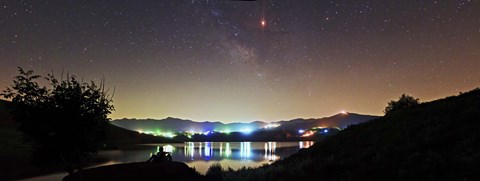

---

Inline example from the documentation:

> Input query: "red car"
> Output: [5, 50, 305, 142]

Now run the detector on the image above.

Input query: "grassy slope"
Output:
[224, 88, 480, 180]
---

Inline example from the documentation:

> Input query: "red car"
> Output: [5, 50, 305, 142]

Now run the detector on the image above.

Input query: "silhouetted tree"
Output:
[384, 94, 419, 114]
[1, 67, 114, 175]
[206, 162, 224, 181]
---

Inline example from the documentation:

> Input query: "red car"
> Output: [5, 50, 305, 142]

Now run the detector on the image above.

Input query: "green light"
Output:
[223, 129, 231, 134]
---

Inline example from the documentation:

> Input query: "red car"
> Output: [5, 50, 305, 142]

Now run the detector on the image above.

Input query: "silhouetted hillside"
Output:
[275, 112, 378, 130]
[221, 88, 480, 180]
[0, 99, 177, 180]
[112, 113, 378, 133]
[104, 122, 179, 149]
[0, 99, 177, 148]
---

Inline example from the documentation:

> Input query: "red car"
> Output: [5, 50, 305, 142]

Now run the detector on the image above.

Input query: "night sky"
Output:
[1, 0, 479, 122]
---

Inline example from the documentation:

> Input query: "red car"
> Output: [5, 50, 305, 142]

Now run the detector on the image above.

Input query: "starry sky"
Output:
[1, 0, 479, 123]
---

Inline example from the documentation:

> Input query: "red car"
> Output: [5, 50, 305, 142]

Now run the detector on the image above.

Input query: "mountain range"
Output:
[220, 88, 480, 180]
[0, 99, 177, 149]
[112, 113, 379, 133]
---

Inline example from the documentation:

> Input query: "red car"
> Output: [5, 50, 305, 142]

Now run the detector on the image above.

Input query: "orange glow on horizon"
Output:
[301, 131, 314, 137]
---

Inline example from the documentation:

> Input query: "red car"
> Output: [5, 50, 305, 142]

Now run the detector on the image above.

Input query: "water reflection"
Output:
[299, 141, 313, 149]
[225, 142, 231, 157]
[151, 141, 314, 163]
[264, 142, 278, 161]
[101, 141, 314, 174]
[240, 142, 251, 159]
[25, 141, 316, 180]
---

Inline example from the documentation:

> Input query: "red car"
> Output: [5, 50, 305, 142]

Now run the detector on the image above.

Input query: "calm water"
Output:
[21, 141, 314, 180]
[97, 141, 314, 174]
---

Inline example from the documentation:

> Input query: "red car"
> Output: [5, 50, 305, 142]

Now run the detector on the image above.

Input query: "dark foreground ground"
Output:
[0, 99, 181, 180]
[63, 161, 205, 181]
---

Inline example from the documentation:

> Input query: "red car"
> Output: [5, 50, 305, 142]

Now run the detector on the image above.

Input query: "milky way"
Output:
[1, 0, 479, 122]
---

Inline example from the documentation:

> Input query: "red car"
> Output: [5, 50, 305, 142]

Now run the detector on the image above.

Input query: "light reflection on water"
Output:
[97, 141, 314, 174]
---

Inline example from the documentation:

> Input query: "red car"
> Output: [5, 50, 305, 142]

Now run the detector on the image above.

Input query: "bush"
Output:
[384, 94, 419, 115]
[206, 162, 224, 181]
[1, 67, 114, 175]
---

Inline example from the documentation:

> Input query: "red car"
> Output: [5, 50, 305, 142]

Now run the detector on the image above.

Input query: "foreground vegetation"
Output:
[0, 98, 180, 180]
[0, 100, 178, 180]
[1, 68, 116, 175]
[208, 88, 480, 180]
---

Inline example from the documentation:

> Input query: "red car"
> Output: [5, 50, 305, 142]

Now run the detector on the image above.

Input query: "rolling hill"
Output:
[274, 112, 378, 130]
[0, 99, 177, 148]
[221, 88, 480, 180]
[112, 113, 379, 133]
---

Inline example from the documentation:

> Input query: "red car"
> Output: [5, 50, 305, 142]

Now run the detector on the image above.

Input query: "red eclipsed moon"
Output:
[261, 19, 266, 27]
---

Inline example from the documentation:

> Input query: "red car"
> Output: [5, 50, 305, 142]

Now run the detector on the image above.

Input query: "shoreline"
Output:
[63, 161, 204, 181]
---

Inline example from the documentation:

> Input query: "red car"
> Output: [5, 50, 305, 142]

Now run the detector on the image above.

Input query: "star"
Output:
[0, 0, 478, 122]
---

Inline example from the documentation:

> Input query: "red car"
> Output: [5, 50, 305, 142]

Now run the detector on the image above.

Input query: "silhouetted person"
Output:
[147, 147, 172, 162]
[165, 152, 172, 161]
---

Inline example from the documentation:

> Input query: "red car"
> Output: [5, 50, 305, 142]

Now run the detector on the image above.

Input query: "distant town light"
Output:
[241, 128, 253, 134]
[298, 129, 305, 133]
[340, 110, 348, 115]
[302, 131, 314, 137]
[221, 129, 231, 134]
[264, 123, 281, 129]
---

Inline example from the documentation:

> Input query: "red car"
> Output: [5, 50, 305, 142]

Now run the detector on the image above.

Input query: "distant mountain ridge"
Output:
[112, 113, 379, 133]
[221, 88, 480, 180]
[0, 99, 177, 148]
[275, 113, 379, 130]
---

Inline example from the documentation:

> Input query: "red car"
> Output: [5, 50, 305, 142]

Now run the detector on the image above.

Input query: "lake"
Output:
[97, 141, 314, 174]
[21, 141, 314, 181]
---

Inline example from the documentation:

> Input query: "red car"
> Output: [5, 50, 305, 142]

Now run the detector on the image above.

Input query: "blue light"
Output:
[203, 131, 212, 135]
[240, 128, 253, 134]
[204, 142, 212, 158]
[324, 129, 328, 133]
[298, 129, 305, 133]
